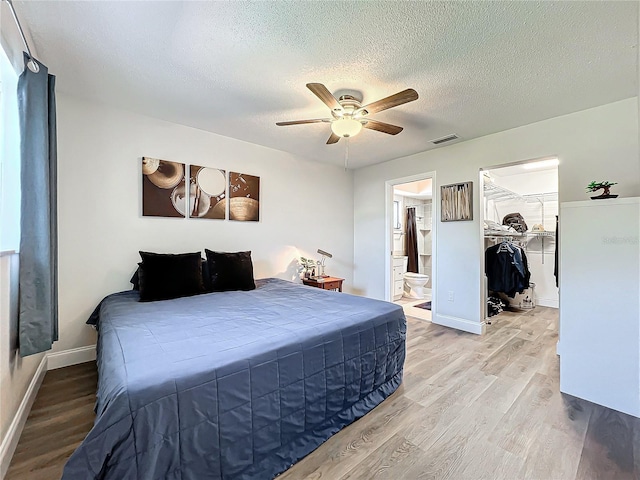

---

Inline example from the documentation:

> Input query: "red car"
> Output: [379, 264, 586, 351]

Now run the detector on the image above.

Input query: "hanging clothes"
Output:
[405, 207, 419, 273]
[485, 241, 531, 297]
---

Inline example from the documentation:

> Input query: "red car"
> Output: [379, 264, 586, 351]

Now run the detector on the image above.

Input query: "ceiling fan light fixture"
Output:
[331, 118, 363, 138]
[276, 83, 418, 144]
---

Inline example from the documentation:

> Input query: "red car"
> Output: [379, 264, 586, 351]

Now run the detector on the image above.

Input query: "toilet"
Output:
[404, 272, 430, 299]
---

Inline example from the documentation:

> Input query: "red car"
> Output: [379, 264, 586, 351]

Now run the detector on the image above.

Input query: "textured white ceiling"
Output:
[16, 1, 639, 169]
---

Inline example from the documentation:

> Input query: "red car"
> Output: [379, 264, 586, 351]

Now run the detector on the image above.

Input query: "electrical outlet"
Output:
[448, 291, 454, 302]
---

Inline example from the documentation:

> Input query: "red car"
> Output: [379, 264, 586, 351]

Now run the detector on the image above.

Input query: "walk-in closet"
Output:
[482, 158, 559, 320]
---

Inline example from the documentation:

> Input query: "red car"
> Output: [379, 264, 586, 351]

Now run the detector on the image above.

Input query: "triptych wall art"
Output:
[142, 157, 260, 222]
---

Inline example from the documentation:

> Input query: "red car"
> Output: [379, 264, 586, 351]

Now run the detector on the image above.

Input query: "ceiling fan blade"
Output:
[276, 119, 331, 126]
[307, 83, 343, 112]
[363, 119, 403, 135]
[326, 132, 341, 144]
[357, 88, 418, 116]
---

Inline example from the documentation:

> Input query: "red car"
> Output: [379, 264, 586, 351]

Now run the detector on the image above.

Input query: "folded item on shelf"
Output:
[502, 212, 528, 233]
[484, 220, 512, 232]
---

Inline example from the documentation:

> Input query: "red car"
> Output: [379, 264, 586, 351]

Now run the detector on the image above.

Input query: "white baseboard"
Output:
[47, 345, 96, 370]
[433, 313, 485, 335]
[0, 354, 47, 479]
[537, 297, 559, 308]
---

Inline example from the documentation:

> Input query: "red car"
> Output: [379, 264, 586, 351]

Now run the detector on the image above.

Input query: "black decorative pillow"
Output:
[130, 263, 142, 290]
[138, 251, 204, 302]
[131, 259, 210, 291]
[204, 249, 256, 292]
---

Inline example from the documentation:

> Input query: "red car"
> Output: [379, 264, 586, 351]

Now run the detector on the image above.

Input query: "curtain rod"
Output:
[2, 0, 39, 72]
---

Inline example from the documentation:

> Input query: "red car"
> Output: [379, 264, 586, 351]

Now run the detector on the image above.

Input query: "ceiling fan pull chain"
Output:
[345, 137, 349, 171]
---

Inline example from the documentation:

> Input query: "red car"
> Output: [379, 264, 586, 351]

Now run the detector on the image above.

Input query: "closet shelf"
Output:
[527, 231, 555, 237]
[483, 183, 558, 204]
[484, 231, 525, 238]
[484, 183, 525, 202]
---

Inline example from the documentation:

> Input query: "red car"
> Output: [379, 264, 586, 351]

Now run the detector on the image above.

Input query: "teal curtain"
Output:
[17, 55, 58, 357]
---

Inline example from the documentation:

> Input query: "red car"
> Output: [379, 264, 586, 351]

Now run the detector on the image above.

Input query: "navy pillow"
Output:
[204, 249, 256, 292]
[138, 251, 204, 302]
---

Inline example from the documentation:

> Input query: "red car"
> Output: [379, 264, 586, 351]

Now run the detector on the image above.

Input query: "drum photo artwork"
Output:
[229, 172, 260, 222]
[189, 166, 226, 219]
[142, 157, 186, 217]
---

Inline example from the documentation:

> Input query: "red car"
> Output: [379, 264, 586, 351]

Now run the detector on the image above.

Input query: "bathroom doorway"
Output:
[386, 172, 436, 322]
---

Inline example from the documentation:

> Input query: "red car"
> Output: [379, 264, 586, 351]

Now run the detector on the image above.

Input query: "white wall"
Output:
[54, 94, 354, 353]
[354, 98, 639, 334]
[0, 254, 45, 475]
[0, 7, 47, 474]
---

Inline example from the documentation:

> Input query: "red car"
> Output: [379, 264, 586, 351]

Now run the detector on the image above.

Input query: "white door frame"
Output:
[384, 171, 437, 310]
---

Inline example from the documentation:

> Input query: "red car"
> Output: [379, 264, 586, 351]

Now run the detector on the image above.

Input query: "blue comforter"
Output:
[62, 278, 406, 479]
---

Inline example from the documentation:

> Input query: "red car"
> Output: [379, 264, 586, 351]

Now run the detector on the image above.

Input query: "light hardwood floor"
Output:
[7, 307, 640, 479]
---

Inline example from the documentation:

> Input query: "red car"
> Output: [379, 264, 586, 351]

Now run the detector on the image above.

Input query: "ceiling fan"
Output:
[276, 83, 419, 144]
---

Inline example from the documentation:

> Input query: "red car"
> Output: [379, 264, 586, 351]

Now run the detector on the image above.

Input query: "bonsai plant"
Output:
[299, 257, 316, 278]
[586, 181, 618, 200]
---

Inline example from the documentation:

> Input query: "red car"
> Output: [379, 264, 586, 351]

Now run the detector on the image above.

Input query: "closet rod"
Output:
[2, 0, 39, 72]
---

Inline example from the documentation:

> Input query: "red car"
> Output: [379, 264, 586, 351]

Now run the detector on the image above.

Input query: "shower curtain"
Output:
[405, 207, 419, 273]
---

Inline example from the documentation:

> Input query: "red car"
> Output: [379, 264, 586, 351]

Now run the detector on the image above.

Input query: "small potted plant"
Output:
[586, 181, 618, 200]
[299, 257, 316, 279]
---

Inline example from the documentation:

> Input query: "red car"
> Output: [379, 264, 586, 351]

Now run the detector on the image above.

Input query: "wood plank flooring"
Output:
[7, 307, 640, 479]
[6, 361, 96, 480]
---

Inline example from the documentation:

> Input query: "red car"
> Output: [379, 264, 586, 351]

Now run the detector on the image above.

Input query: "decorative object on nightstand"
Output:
[586, 181, 618, 200]
[299, 257, 316, 279]
[303, 276, 344, 292]
[316, 249, 332, 277]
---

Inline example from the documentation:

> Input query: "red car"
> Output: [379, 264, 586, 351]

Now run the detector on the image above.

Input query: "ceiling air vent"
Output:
[431, 134, 459, 145]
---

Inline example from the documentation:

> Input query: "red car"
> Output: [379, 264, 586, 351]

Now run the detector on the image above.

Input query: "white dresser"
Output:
[392, 256, 408, 301]
[560, 197, 640, 417]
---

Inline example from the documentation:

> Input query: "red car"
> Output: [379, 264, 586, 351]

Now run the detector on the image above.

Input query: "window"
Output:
[0, 45, 21, 252]
[393, 200, 401, 230]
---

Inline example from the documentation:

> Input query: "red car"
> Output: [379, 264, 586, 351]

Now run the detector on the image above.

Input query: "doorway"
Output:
[386, 172, 436, 322]
[480, 156, 559, 323]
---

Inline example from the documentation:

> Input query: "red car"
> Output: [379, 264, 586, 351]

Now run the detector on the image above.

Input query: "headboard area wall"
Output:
[55, 93, 354, 354]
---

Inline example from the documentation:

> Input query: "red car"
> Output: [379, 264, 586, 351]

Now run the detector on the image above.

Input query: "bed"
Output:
[62, 278, 406, 480]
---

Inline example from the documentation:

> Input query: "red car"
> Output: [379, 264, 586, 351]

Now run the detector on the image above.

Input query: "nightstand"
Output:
[303, 276, 344, 292]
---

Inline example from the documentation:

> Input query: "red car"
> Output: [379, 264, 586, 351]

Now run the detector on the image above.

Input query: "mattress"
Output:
[62, 278, 406, 479]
